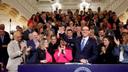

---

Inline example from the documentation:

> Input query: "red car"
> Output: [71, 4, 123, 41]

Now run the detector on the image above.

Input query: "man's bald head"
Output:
[32, 31, 39, 40]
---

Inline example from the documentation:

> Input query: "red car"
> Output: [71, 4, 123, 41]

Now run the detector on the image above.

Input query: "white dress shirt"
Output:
[119, 47, 124, 62]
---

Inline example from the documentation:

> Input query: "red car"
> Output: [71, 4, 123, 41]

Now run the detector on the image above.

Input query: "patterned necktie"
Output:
[81, 39, 85, 51]
[1, 36, 4, 43]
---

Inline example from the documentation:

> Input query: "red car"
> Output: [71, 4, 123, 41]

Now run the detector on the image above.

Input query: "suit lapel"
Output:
[14, 40, 21, 51]
[0, 36, 4, 44]
[0, 38, 2, 44]
[32, 40, 36, 48]
[78, 37, 82, 52]
[82, 37, 90, 50]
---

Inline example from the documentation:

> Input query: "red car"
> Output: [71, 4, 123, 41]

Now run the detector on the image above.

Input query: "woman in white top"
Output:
[6, 31, 30, 72]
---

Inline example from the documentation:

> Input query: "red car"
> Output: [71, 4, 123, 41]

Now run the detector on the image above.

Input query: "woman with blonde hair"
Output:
[36, 38, 52, 63]
[6, 31, 30, 72]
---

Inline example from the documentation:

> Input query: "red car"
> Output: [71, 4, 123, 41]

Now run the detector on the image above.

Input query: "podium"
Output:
[18, 64, 128, 72]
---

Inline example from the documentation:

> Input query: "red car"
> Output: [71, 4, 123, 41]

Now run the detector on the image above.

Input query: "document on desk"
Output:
[65, 63, 91, 65]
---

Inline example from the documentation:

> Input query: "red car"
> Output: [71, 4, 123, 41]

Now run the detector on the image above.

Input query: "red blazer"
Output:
[54, 48, 73, 63]
[46, 51, 52, 63]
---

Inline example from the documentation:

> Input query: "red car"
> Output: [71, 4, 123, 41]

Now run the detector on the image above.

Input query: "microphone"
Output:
[10, 19, 12, 22]
[62, 49, 64, 54]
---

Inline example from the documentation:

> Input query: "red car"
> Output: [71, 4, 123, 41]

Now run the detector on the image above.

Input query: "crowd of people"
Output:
[0, 7, 128, 72]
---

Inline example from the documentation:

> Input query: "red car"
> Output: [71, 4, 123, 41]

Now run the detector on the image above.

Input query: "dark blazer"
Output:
[75, 37, 98, 63]
[48, 42, 59, 63]
[48, 43, 59, 55]
[97, 43, 118, 64]
[23, 29, 34, 40]
[59, 33, 76, 49]
[59, 33, 77, 56]
[0, 31, 10, 46]
[36, 48, 52, 64]
[26, 40, 37, 64]
[36, 48, 46, 63]
[27, 40, 36, 52]
[0, 31, 10, 65]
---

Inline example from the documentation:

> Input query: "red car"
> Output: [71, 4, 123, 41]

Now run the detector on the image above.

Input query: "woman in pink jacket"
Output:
[54, 39, 73, 63]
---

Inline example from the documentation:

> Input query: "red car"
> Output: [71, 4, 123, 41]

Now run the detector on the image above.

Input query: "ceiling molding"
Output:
[0, 3, 10, 10]
[0, 2, 27, 26]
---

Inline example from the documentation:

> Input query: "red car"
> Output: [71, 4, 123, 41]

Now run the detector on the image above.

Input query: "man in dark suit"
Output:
[0, 24, 11, 66]
[59, 29, 76, 61]
[75, 26, 98, 64]
[26, 31, 39, 64]
[39, 12, 47, 24]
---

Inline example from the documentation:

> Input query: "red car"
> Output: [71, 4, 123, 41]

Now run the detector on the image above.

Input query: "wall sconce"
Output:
[52, 2, 61, 11]
[80, 1, 90, 11]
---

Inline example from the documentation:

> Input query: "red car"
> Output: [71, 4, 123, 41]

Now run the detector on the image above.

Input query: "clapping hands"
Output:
[114, 37, 120, 46]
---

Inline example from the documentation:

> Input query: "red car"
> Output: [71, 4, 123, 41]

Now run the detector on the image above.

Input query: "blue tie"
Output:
[81, 39, 85, 51]
[1, 36, 4, 43]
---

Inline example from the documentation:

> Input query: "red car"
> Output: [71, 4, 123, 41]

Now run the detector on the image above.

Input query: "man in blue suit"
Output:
[75, 26, 98, 64]
[26, 31, 39, 64]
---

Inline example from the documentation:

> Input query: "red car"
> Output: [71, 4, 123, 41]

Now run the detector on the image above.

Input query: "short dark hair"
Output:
[67, 29, 73, 32]
[51, 35, 57, 39]
[103, 35, 115, 44]
[99, 28, 105, 32]
[0, 24, 5, 30]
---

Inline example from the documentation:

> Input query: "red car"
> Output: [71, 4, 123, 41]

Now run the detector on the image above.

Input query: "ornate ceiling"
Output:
[0, 2, 27, 32]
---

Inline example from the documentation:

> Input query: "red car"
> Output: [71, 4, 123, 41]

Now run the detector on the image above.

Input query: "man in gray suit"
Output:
[6, 31, 30, 72]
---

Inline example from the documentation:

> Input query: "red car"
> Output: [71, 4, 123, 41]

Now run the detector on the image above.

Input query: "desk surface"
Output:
[18, 64, 128, 72]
